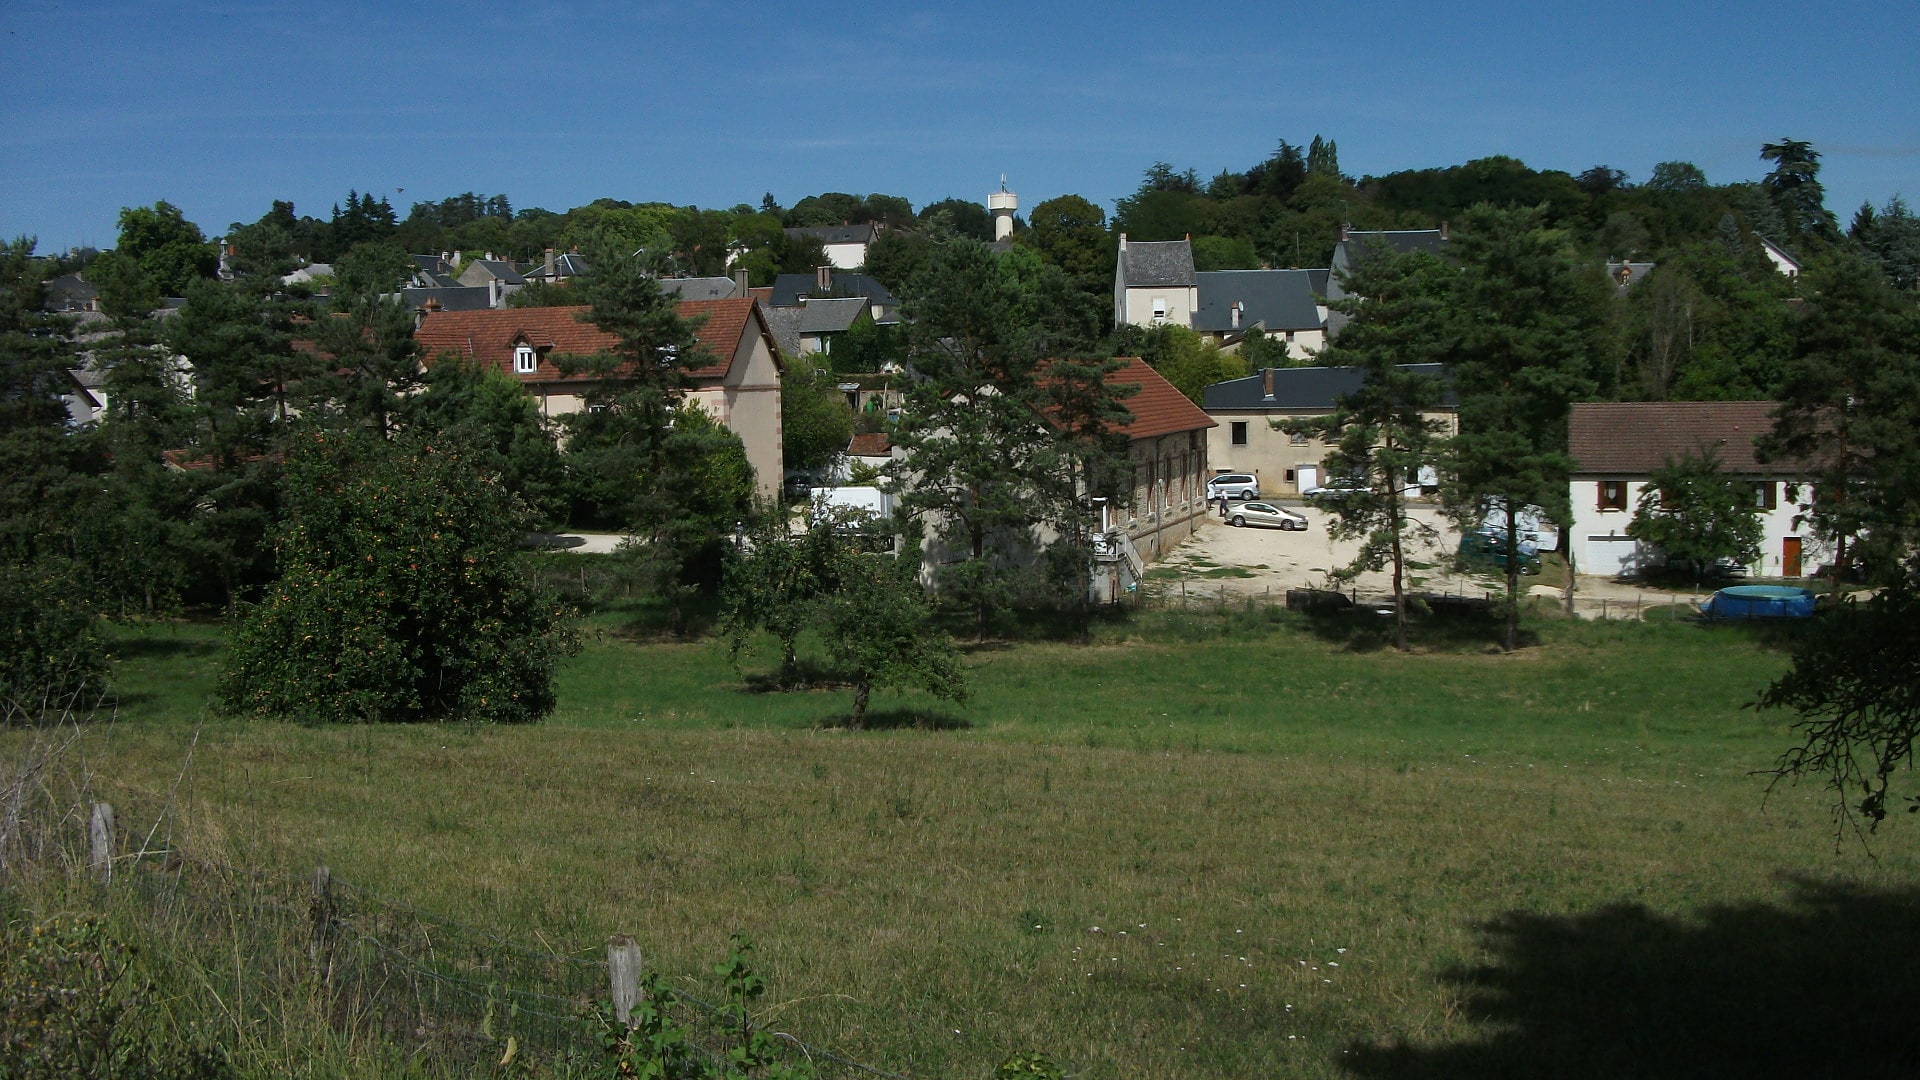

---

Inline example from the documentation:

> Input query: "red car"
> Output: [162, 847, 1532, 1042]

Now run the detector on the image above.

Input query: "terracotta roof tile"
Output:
[414, 297, 763, 383]
[847, 433, 891, 457]
[1568, 401, 1786, 475]
[1103, 357, 1216, 440]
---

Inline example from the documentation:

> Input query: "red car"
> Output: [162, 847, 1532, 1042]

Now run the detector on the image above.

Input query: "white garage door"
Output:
[1584, 535, 1641, 576]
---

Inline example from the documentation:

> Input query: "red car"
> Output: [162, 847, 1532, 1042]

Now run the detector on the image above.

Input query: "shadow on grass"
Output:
[738, 659, 844, 694]
[1343, 876, 1920, 1079]
[1297, 600, 1535, 654]
[821, 708, 971, 732]
[109, 633, 221, 661]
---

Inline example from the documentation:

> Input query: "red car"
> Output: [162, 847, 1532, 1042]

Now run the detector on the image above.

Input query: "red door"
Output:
[1783, 536, 1803, 577]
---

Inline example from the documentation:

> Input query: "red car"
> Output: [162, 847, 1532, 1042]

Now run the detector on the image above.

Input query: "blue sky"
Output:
[3, 1, 1914, 252]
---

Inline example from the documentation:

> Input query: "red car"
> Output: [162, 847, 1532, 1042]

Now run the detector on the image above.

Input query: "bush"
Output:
[219, 428, 578, 724]
[0, 557, 109, 721]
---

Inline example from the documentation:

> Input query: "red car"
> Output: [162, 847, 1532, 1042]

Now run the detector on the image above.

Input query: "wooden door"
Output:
[1783, 536, 1803, 577]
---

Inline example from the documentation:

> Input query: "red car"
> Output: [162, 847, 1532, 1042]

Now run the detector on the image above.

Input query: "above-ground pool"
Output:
[1701, 584, 1817, 619]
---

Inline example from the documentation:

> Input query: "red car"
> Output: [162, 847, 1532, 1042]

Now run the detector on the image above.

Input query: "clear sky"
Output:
[3, 1, 1915, 252]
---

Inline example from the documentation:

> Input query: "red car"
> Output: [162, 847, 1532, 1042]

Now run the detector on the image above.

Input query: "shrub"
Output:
[219, 428, 578, 724]
[0, 557, 109, 721]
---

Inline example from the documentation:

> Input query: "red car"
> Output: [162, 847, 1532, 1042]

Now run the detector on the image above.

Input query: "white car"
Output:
[1205, 473, 1261, 501]
[1302, 479, 1367, 504]
[1228, 501, 1308, 531]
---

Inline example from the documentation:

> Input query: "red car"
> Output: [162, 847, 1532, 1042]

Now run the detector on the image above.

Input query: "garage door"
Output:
[1584, 535, 1641, 576]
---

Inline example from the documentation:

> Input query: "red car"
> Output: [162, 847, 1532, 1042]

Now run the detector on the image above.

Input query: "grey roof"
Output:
[1332, 230, 1451, 269]
[527, 253, 590, 281]
[769, 272, 895, 309]
[1192, 270, 1325, 333]
[1605, 261, 1657, 295]
[794, 297, 868, 335]
[785, 223, 880, 246]
[658, 276, 742, 301]
[458, 259, 526, 287]
[44, 273, 98, 311]
[1307, 268, 1330, 296]
[399, 286, 497, 312]
[1118, 238, 1196, 288]
[761, 306, 804, 357]
[1202, 364, 1453, 412]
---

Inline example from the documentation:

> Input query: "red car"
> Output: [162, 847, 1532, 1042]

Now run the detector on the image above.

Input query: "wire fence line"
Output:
[0, 742, 902, 1078]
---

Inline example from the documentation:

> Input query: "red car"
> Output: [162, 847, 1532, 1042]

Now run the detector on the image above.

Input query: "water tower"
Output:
[989, 176, 1017, 242]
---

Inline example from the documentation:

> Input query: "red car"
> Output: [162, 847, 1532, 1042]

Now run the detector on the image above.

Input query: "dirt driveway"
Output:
[1149, 503, 1709, 619]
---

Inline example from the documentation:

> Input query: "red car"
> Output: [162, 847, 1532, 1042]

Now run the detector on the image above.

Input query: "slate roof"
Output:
[399, 286, 495, 312]
[1102, 357, 1215, 440]
[1568, 401, 1785, 475]
[1605, 261, 1657, 295]
[44, 273, 98, 311]
[768, 272, 896, 309]
[760, 306, 804, 357]
[1192, 270, 1325, 333]
[1117, 238, 1196, 288]
[1202, 364, 1452, 412]
[785, 224, 880, 246]
[794, 297, 868, 335]
[1333, 229, 1450, 268]
[525, 254, 591, 281]
[658, 276, 742, 301]
[458, 259, 526, 287]
[414, 298, 765, 382]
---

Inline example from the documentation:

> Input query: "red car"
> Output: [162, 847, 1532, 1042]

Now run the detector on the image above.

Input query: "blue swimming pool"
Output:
[1701, 585, 1817, 619]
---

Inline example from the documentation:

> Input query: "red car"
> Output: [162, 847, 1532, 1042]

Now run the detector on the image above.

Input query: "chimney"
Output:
[440, 250, 450, 265]
[1231, 301, 1242, 330]
[544, 248, 556, 276]
[816, 265, 832, 291]
[488, 276, 501, 308]
[1439, 221, 1449, 241]
[1262, 368, 1274, 399]
[1338, 224, 1350, 242]
[733, 268, 750, 297]
[1118, 232, 1128, 252]
[452, 250, 461, 266]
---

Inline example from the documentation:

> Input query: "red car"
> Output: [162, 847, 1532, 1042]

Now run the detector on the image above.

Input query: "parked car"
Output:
[1458, 528, 1541, 574]
[1205, 473, 1260, 501]
[1228, 501, 1309, 531]
[1302, 479, 1366, 504]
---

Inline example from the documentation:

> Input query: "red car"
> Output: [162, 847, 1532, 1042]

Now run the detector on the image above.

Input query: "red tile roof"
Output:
[1568, 401, 1785, 475]
[1103, 357, 1216, 440]
[847, 433, 891, 457]
[414, 298, 763, 382]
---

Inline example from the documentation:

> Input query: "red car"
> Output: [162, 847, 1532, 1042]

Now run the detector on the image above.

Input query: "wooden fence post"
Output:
[608, 935, 644, 1027]
[309, 864, 333, 961]
[89, 802, 114, 883]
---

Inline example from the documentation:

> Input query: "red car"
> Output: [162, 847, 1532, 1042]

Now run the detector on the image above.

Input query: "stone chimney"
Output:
[815, 265, 832, 291]
[488, 276, 501, 308]
[543, 248, 556, 276]
[1338, 224, 1350, 242]
[1262, 368, 1274, 399]
[733, 268, 751, 297]
[1439, 221, 1449, 241]
[1231, 301, 1242, 330]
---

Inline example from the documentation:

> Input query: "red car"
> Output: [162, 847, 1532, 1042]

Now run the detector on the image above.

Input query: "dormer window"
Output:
[514, 345, 537, 374]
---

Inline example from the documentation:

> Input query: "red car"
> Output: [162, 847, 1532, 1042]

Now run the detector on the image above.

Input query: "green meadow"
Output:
[16, 602, 1920, 1078]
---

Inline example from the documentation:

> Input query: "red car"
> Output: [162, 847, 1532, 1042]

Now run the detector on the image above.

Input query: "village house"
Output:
[783, 223, 883, 270]
[1325, 226, 1450, 338]
[1201, 364, 1455, 496]
[413, 298, 785, 500]
[1093, 357, 1217, 599]
[1568, 400, 1811, 578]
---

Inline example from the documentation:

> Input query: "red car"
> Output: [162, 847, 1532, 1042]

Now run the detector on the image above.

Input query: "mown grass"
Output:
[23, 607, 1920, 1078]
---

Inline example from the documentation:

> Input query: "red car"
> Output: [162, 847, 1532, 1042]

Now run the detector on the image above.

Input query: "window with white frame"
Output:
[1151, 298, 1168, 326]
[514, 345, 537, 374]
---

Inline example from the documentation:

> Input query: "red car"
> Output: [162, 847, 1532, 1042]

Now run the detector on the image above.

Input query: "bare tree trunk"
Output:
[851, 679, 870, 730]
[1386, 463, 1409, 653]
[1503, 503, 1521, 651]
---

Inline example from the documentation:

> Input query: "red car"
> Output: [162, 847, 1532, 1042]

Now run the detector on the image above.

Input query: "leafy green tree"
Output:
[820, 536, 966, 729]
[1760, 254, 1920, 585]
[112, 201, 216, 295]
[1440, 205, 1612, 650]
[0, 238, 88, 561]
[1306, 135, 1340, 178]
[1288, 248, 1453, 650]
[918, 197, 994, 241]
[1853, 195, 1920, 292]
[780, 353, 855, 476]
[1190, 235, 1259, 270]
[1760, 138, 1837, 240]
[1019, 195, 1113, 286]
[1645, 161, 1708, 193]
[1625, 448, 1765, 582]
[219, 427, 578, 724]
[1759, 571, 1920, 832]
[311, 290, 421, 439]
[1131, 325, 1247, 404]
[331, 241, 414, 295]
[410, 358, 566, 525]
[1035, 354, 1136, 637]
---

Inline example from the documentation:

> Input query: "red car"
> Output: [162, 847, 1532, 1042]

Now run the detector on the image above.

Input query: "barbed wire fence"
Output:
[0, 716, 905, 1078]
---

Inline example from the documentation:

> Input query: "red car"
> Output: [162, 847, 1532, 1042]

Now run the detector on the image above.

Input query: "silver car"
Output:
[1228, 501, 1308, 531]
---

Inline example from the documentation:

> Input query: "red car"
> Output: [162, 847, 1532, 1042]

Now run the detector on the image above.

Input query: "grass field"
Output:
[19, 603, 1920, 1078]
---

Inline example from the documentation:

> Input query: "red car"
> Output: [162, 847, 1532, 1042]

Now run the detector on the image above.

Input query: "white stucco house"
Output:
[1568, 401, 1813, 579]
[1112, 235, 1198, 330]
[783, 224, 882, 270]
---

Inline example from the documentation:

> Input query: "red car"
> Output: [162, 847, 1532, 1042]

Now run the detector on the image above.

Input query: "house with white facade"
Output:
[1113, 235, 1199, 330]
[414, 298, 786, 500]
[783, 224, 883, 270]
[1568, 401, 1811, 579]
[1201, 364, 1455, 497]
[1191, 269, 1327, 361]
